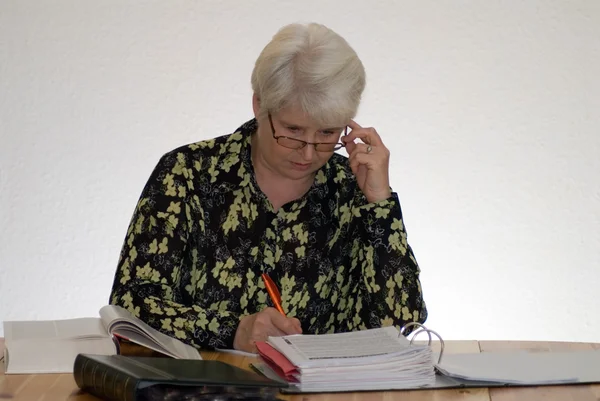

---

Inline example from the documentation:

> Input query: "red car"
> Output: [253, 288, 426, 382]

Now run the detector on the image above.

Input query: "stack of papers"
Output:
[255, 326, 435, 392]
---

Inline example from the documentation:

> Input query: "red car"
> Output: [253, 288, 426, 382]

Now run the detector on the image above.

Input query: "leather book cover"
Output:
[73, 354, 288, 401]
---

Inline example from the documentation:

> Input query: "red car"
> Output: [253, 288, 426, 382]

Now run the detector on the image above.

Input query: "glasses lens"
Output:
[276, 136, 343, 152]
[315, 143, 342, 152]
[277, 137, 306, 149]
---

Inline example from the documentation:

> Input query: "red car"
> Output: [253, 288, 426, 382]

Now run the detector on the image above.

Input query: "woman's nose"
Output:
[299, 143, 316, 160]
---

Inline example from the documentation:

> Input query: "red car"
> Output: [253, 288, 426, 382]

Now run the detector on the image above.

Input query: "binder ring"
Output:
[400, 322, 445, 364]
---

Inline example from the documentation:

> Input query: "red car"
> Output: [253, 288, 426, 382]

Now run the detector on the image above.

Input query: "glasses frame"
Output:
[268, 113, 347, 152]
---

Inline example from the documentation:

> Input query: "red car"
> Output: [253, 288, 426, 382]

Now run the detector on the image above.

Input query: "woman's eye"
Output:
[321, 130, 335, 136]
[287, 126, 301, 133]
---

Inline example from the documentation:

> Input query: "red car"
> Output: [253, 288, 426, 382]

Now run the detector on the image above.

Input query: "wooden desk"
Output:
[1, 338, 599, 401]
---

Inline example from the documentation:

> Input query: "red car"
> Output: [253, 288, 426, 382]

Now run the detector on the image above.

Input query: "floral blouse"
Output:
[109, 118, 427, 349]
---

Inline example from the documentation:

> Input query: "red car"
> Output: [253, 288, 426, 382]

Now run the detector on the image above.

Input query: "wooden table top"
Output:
[1, 337, 599, 401]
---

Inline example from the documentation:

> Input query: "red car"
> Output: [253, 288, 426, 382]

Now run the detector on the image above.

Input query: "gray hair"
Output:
[251, 23, 366, 127]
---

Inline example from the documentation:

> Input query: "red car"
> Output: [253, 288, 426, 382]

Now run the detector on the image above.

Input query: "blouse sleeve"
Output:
[349, 191, 428, 334]
[108, 150, 239, 349]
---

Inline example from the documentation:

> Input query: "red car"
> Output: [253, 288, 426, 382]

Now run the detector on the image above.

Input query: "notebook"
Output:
[74, 354, 287, 401]
[251, 322, 600, 393]
[2, 305, 200, 374]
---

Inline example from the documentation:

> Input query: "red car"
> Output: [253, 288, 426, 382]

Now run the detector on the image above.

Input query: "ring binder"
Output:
[400, 322, 445, 364]
[252, 324, 600, 393]
[254, 325, 438, 392]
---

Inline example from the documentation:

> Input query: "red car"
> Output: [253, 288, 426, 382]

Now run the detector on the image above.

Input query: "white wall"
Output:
[1, 1, 599, 342]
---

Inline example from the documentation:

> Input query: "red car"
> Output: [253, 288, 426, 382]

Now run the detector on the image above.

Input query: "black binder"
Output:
[74, 354, 287, 401]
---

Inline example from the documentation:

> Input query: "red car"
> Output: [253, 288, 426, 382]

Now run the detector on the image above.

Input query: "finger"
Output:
[349, 143, 374, 157]
[265, 327, 288, 338]
[267, 309, 303, 335]
[238, 330, 258, 353]
[342, 135, 357, 154]
[348, 144, 369, 174]
[345, 128, 384, 147]
[349, 145, 380, 170]
[250, 319, 270, 342]
[291, 317, 303, 334]
[279, 317, 303, 335]
[349, 152, 371, 174]
[244, 339, 258, 354]
[348, 119, 363, 130]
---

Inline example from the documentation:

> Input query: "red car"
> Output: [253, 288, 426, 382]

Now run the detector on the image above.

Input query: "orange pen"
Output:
[261, 273, 286, 316]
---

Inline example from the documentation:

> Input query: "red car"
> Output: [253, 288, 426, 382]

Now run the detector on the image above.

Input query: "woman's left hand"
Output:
[342, 120, 392, 204]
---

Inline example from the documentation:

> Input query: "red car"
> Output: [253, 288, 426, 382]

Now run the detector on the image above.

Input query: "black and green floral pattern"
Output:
[109, 119, 427, 349]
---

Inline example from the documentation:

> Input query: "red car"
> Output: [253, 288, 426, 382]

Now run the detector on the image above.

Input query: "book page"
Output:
[99, 304, 201, 360]
[267, 326, 415, 368]
[4, 318, 107, 341]
[281, 326, 410, 359]
[3, 318, 117, 374]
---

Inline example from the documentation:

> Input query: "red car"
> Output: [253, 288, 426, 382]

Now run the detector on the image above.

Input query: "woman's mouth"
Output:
[291, 162, 311, 170]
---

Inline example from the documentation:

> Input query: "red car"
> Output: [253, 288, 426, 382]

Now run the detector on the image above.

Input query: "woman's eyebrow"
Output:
[278, 119, 305, 128]
[279, 119, 344, 131]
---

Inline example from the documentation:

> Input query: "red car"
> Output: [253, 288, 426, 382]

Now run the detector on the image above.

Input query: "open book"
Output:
[252, 324, 600, 393]
[2, 305, 201, 374]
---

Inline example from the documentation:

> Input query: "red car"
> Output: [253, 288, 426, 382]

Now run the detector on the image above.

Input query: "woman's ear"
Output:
[252, 93, 261, 118]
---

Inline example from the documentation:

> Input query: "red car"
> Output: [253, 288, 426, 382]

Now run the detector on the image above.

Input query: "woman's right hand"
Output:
[233, 307, 302, 353]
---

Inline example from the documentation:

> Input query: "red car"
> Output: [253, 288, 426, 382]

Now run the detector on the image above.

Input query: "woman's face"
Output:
[253, 97, 347, 182]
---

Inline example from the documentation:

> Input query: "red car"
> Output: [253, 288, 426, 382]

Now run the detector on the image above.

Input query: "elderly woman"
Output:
[109, 22, 427, 352]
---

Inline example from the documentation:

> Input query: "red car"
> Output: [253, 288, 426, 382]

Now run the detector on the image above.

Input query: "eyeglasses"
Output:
[268, 113, 347, 152]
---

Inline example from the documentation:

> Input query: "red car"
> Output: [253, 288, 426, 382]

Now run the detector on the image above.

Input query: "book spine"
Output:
[73, 354, 137, 401]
